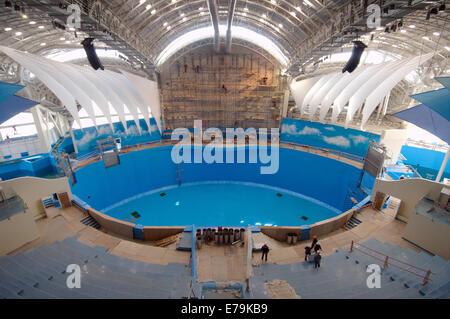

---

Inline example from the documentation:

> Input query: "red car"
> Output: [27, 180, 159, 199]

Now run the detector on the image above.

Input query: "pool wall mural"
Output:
[281, 118, 381, 158]
[70, 145, 375, 227]
[67, 118, 161, 157]
[73, 118, 161, 157]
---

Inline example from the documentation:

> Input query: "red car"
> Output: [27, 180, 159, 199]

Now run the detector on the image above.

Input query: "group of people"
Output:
[304, 235, 322, 269]
[259, 235, 323, 269]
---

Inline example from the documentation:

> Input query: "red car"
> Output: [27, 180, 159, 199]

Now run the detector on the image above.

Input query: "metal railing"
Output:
[349, 240, 433, 285]
[385, 163, 423, 179]
[405, 139, 449, 153]
[280, 141, 365, 164]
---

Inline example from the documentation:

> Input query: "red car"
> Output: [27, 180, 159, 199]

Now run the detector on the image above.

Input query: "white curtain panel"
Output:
[106, 71, 151, 132]
[289, 75, 322, 115]
[120, 70, 162, 134]
[344, 59, 406, 128]
[301, 73, 335, 116]
[307, 72, 341, 121]
[361, 52, 434, 129]
[0, 46, 81, 127]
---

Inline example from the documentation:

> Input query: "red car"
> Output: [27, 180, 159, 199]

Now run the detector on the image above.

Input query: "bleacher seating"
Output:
[0, 236, 194, 299]
[249, 238, 449, 299]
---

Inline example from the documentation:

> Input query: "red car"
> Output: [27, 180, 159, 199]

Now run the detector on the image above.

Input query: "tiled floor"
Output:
[197, 239, 248, 283]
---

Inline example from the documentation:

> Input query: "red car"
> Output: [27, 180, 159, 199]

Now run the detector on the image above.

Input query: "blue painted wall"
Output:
[401, 145, 450, 181]
[72, 118, 161, 157]
[281, 118, 380, 158]
[71, 146, 371, 214]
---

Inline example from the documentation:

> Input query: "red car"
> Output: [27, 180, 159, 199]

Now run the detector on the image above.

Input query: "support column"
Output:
[70, 127, 79, 155]
[436, 147, 450, 182]
[281, 88, 290, 118]
[31, 106, 51, 153]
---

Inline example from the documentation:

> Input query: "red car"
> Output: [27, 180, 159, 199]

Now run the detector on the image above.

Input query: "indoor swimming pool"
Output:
[71, 145, 373, 228]
[100, 181, 341, 226]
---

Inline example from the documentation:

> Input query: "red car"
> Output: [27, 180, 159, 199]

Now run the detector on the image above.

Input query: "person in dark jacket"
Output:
[311, 235, 318, 250]
[304, 246, 312, 261]
[313, 243, 322, 253]
[314, 252, 322, 269]
[261, 243, 269, 262]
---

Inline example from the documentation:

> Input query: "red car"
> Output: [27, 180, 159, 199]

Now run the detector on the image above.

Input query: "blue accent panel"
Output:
[410, 88, 450, 121]
[393, 104, 450, 144]
[401, 145, 450, 182]
[435, 76, 450, 91]
[0, 95, 39, 125]
[280, 118, 380, 157]
[133, 224, 144, 241]
[73, 118, 161, 157]
[0, 81, 24, 104]
[299, 226, 311, 241]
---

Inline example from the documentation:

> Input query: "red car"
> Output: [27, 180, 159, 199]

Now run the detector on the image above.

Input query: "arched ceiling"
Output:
[0, 0, 448, 76]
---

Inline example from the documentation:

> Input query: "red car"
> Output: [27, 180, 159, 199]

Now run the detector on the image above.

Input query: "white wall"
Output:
[380, 129, 409, 165]
[0, 176, 72, 220]
[371, 178, 444, 222]
[404, 209, 450, 260]
[0, 136, 41, 161]
[0, 210, 39, 256]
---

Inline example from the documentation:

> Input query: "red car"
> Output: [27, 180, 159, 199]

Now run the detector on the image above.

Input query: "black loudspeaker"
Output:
[81, 38, 104, 70]
[342, 41, 367, 73]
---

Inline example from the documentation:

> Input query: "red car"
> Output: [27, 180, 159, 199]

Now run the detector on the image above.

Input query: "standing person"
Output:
[313, 242, 322, 253]
[314, 252, 322, 269]
[304, 246, 312, 262]
[261, 243, 269, 262]
[311, 235, 318, 251]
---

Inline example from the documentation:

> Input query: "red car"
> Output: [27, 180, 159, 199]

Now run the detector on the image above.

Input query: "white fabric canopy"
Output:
[120, 70, 162, 134]
[361, 52, 434, 128]
[0, 46, 162, 134]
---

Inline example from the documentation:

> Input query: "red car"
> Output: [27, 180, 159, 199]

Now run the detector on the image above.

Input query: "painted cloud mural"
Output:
[281, 118, 380, 157]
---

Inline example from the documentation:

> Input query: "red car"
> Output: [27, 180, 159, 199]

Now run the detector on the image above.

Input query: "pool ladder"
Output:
[177, 163, 183, 186]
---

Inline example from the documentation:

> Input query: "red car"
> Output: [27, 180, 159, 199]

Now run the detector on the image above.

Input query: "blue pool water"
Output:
[71, 145, 375, 227]
[101, 181, 340, 227]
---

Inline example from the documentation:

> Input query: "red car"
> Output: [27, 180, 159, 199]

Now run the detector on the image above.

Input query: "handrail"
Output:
[386, 163, 422, 179]
[405, 139, 449, 153]
[349, 240, 433, 285]
[280, 141, 365, 163]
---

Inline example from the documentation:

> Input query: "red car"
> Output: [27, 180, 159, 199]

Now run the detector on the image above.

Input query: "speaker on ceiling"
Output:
[81, 37, 104, 70]
[342, 41, 367, 74]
